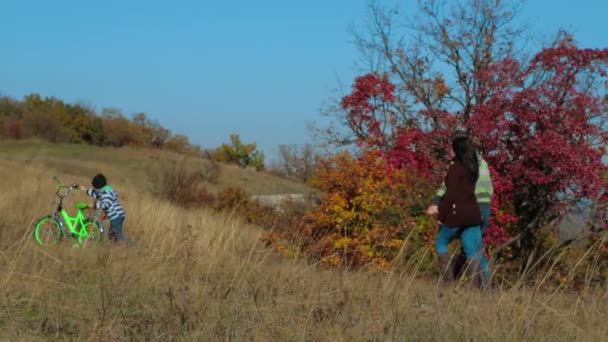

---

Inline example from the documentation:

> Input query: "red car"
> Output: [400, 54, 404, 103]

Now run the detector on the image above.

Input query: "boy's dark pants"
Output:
[109, 216, 125, 242]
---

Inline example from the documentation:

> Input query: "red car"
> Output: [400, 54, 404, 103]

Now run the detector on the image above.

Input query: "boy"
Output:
[80, 173, 127, 242]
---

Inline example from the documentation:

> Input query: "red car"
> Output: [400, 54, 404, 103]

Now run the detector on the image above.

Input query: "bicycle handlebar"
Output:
[55, 183, 80, 198]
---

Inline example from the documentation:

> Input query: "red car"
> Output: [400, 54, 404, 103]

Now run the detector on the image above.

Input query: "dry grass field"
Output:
[1, 141, 607, 340]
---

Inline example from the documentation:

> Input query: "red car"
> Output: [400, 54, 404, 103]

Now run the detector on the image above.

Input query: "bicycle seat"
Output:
[74, 202, 90, 210]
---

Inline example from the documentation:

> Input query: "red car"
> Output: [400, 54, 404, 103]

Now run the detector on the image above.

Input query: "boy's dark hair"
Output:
[92, 174, 107, 189]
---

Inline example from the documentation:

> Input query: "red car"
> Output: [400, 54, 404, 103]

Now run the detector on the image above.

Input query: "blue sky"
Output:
[1, 0, 607, 159]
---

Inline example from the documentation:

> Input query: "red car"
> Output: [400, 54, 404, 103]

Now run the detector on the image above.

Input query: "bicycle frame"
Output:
[51, 181, 104, 242]
[59, 206, 88, 237]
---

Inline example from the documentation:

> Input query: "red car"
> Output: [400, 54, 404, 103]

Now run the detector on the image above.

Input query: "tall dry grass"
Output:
[1, 159, 608, 340]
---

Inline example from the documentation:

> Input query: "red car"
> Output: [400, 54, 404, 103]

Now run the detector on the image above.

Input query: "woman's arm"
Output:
[427, 163, 452, 215]
[437, 163, 458, 223]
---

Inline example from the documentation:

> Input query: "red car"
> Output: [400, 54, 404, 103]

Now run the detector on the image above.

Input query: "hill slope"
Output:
[0, 141, 607, 340]
[0, 140, 312, 195]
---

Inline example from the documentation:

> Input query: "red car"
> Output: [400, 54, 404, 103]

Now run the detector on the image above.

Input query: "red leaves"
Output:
[341, 74, 396, 114]
[385, 129, 435, 178]
[472, 46, 608, 241]
[342, 45, 608, 251]
[529, 47, 608, 71]
[384, 124, 453, 183]
[342, 74, 456, 181]
[341, 73, 397, 147]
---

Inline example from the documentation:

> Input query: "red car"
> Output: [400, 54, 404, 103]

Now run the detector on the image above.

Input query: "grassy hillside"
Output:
[0, 140, 312, 195]
[1, 141, 607, 340]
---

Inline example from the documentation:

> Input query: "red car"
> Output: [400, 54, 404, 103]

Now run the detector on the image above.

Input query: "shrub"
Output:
[101, 115, 138, 147]
[200, 160, 221, 184]
[160, 162, 216, 208]
[22, 110, 67, 142]
[214, 186, 276, 227]
[291, 150, 435, 270]
[516, 225, 608, 290]
[211, 134, 265, 170]
[165, 134, 192, 154]
[2, 117, 26, 140]
[256, 197, 310, 246]
[214, 186, 250, 212]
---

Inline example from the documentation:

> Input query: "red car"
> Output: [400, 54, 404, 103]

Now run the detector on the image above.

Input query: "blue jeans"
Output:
[435, 224, 483, 261]
[479, 205, 491, 280]
[480, 204, 491, 234]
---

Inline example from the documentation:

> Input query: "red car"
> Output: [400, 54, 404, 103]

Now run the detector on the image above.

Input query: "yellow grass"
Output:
[1, 143, 608, 340]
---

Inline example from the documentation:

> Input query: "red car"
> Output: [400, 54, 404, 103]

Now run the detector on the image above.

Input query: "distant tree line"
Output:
[0, 94, 200, 154]
[0, 94, 277, 171]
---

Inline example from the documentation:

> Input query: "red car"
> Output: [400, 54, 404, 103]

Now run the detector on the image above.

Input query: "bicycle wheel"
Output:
[34, 216, 63, 246]
[78, 221, 103, 247]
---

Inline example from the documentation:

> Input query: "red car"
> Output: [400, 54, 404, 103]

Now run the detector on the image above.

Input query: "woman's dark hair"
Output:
[92, 174, 107, 189]
[452, 137, 479, 183]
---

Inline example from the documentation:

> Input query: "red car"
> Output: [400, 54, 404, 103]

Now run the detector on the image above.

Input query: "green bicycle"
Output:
[33, 176, 104, 247]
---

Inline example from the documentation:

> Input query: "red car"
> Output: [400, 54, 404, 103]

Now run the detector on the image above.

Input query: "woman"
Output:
[427, 135, 483, 287]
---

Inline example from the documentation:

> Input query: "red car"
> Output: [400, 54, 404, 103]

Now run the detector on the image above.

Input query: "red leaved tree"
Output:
[339, 44, 608, 260]
[471, 44, 608, 254]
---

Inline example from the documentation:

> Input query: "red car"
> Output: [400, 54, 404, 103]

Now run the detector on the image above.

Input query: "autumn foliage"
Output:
[0, 94, 201, 155]
[285, 43, 608, 271]
[471, 45, 608, 252]
[336, 46, 608, 260]
[308, 0, 606, 268]
[295, 150, 435, 269]
[340, 74, 455, 182]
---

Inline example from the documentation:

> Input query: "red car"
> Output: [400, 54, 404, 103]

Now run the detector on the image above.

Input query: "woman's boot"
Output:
[438, 253, 454, 284]
[465, 258, 482, 288]
[452, 250, 466, 280]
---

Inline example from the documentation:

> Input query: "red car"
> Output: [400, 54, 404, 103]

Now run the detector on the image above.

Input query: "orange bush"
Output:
[294, 150, 435, 270]
[214, 186, 250, 212]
